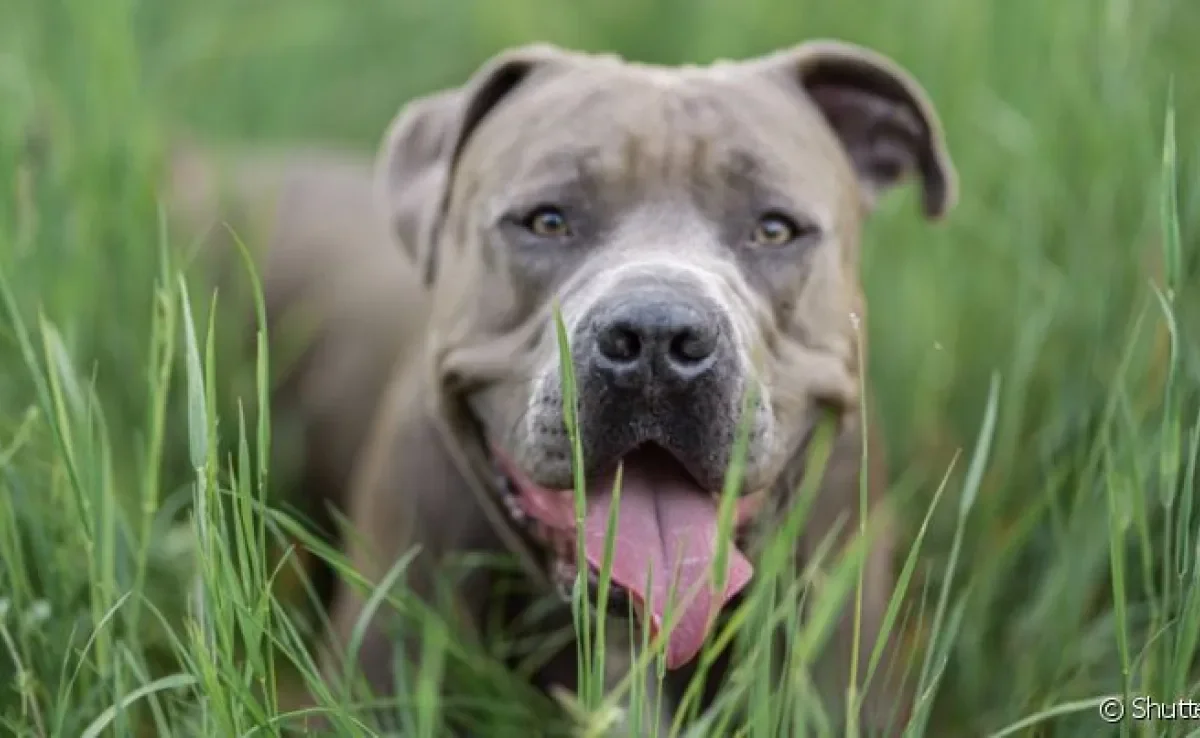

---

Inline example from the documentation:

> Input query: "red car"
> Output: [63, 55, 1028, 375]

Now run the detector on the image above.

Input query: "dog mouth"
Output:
[490, 442, 767, 670]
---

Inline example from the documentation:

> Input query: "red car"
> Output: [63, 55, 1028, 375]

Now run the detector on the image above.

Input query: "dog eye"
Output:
[521, 206, 572, 239]
[750, 212, 814, 247]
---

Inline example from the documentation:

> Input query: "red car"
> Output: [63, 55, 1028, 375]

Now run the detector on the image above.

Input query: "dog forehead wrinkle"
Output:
[597, 253, 729, 299]
[606, 215, 743, 292]
[491, 147, 607, 201]
[500, 80, 798, 209]
[692, 80, 855, 217]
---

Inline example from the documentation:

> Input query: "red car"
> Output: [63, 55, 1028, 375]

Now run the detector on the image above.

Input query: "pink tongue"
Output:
[582, 459, 754, 669]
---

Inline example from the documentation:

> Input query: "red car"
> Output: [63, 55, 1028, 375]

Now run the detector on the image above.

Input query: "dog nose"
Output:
[592, 297, 721, 387]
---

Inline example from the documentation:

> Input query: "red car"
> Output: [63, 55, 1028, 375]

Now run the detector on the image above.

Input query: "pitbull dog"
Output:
[321, 40, 957, 735]
[167, 142, 431, 607]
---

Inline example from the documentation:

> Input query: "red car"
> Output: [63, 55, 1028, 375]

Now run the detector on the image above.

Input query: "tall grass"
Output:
[1, 0, 1199, 736]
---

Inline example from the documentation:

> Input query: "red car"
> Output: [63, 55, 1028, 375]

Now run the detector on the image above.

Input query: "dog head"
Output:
[375, 41, 956, 669]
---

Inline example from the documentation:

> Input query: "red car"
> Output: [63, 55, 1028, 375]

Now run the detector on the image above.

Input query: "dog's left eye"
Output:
[750, 212, 812, 247]
[521, 206, 572, 239]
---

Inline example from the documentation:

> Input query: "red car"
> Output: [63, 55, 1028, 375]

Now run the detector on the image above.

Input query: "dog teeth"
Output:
[554, 558, 577, 580]
[552, 559, 578, 601]
[496, 473, 530, 524]
[502, 493, 527, 522]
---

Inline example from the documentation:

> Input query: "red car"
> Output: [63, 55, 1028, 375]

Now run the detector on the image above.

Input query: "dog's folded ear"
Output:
[376, 44, 572, 286]
[758, 40, 958, 219]
[375, 87, 464, 284]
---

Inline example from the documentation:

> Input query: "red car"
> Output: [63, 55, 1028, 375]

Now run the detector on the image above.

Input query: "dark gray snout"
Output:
[589, 292, 723, 391]
[571, 283, 740, 490]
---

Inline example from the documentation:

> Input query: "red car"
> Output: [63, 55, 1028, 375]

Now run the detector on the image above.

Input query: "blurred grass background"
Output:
[2, 0, 1200, 735]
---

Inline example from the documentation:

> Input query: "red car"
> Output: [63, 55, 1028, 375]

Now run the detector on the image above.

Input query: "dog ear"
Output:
[376, 44, 571, 286]
[760, 40, 958, 219]
[375, 87, 465, 283]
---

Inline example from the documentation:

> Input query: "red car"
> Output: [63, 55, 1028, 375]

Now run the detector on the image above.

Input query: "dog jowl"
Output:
[358, 39, 956, 726]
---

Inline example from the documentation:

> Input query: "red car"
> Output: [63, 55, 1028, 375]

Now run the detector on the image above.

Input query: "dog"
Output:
[293, 39, 960, 736]
[166, 142, 432, 608]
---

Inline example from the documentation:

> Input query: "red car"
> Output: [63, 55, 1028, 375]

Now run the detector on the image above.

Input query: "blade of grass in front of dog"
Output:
[115, 646, 175, 738]
[597, 374, 762, 729]
[782, 516, 884, 733]
[1157, 84, 1182, 299]
[551, 302, 598, 707]
[126, 208, 177, 646]
[229, 363, 261, 606]
[0, 261, 102, 670]
[1152, 93, 1200, 702]
[229, 230, 282, 703]
[984, 695, 1124, 738]
[674, 416, 837, 736]
[178, 276, 209, 480]
[203, 286, 234, 698]
[712, 378, 758, 597]
[907, 373, 1000, 735]
[589, 463, 623, 707]
[40, 319, 119, 681]
[1170, 405, 1200, 698]
[585, 560, 679, 730]
[341, 547, 421, 714]
[1096, 95, 1187, 725]
[0, 259, 77, 489]
[0, 263, 115, 725]
[845, 311, 869, 738]
[78, 673, 199, 738]
[1103, 445, 1132, 738]
[416, 616, 449, 738]
[216, 228, 288, 717]
[232, 403, 277, 708]
[230, 228, 280, 697]
[185, 274, 271, 733]
[227, 224, 273, 491]
[859, 450, 959, 714]
[764, 416, 839, 736]
[208, 284, 262, 731]
[1154, 90, 1182, 520]
[177, 275, 223, 733]
[638, 604, 660, 736]
[646, 375, 756, 733]
[658, 552, 683, 726]
[905, 598, 968, 738]
[612, 530, 727, 719]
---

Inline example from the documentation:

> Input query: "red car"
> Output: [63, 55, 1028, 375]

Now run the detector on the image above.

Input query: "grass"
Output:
[2, 0, 1200, 735]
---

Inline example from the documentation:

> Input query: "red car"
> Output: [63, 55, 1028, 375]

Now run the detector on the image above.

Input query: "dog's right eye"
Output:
[749, 211, 814, 248]
[521, 206, 572, 240]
